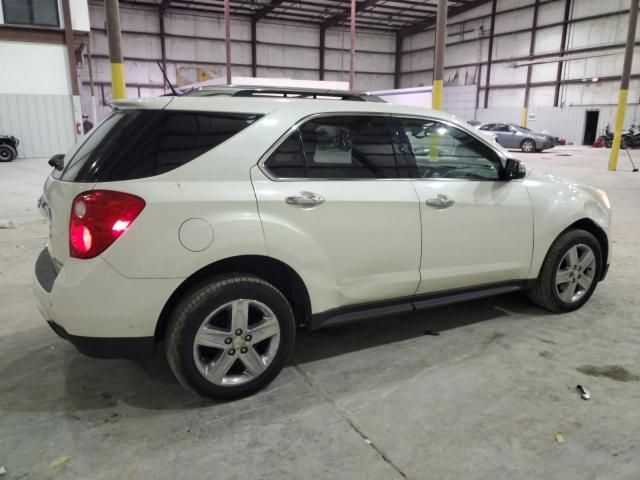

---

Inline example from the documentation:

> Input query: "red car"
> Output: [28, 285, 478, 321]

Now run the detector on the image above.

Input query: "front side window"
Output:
[400, 118, 501, 180]
[265, 115, 400, 179]
[2, 0, 60, 27]
[55, 110, 260, 182]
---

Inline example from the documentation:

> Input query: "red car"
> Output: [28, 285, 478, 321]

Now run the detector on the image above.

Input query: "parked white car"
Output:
[34, 90, 612, 399]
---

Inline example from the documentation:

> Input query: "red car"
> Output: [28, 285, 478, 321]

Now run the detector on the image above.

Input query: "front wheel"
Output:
[0, 144, 16, 162]
[166, 274, 296, 400]
[528, 229, 602, 313]
[521, 139, 536, 153]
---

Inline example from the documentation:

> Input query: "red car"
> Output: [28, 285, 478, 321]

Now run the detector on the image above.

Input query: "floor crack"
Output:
[293, 363, 409, 479]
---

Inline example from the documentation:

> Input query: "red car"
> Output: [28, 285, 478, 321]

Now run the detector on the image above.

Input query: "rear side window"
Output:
[55, 110, 260, 182]
[264, 115, 401, 179]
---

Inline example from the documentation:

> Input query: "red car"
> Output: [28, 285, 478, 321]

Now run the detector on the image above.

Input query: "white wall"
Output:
[0, 42, 71, 96]
[70, 0, 91, 31]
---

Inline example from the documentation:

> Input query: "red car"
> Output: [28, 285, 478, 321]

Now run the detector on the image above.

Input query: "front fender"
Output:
[525, 174, 611, 278]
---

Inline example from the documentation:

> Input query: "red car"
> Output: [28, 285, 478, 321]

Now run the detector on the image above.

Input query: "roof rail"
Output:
[182, 85, 385, 102]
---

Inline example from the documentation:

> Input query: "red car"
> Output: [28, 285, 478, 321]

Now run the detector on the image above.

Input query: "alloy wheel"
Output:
[555, 244, 596, 303]
[522, 140, 535, 152]
[192, 299, 281, 386]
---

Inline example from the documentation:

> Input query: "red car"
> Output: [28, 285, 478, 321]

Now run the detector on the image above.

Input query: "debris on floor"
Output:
[555, 432, 565, 444]
[0, 465, 6, 476]
[0, 219, 15, 229]
[49, 455, 71, 467]
[577, 385, 591, 400]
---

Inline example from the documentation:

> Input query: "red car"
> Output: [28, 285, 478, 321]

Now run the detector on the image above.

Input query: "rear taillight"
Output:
[70, 190, 145, 259]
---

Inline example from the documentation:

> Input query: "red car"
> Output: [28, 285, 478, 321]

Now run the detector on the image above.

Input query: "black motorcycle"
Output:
[0, 134, 19, 162]
[603, 124, 640, 149]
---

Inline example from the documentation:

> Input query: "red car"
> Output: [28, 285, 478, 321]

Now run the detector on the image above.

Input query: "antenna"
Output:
[157, 61, 179, 96]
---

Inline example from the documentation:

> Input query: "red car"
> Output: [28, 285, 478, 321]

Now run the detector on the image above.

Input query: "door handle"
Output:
[285, 191, 325, 206]
[425, 194, 455, 209]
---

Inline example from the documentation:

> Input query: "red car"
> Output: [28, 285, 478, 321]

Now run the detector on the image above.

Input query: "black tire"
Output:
[604, 139, 612, 148]
[528, 229, 602, 313]
[521, 139, 536, 153]
[621, 138, 629, 150]
[166, 274, 296, 400]
[0, 144, 16, 162]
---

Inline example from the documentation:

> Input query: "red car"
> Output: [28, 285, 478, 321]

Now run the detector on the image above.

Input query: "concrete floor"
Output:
[1, 148, 639, 480]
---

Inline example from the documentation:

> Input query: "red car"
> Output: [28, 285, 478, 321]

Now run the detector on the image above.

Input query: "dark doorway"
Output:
[583, 110, 599, 145]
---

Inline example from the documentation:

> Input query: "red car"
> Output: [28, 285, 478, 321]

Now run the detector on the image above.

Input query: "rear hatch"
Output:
[41, 97, 262, 267]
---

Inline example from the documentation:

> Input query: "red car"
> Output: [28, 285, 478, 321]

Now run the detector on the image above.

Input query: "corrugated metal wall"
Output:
[0, 94, 76, 159]
[400, 0, 640, 110]
[81, 1, 396, 115]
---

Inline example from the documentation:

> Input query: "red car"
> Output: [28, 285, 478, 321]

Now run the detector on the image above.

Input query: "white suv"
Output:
[34, 90, 611, 399]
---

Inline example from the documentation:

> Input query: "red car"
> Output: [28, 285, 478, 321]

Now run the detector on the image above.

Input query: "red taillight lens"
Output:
[70, 190, 145, 259]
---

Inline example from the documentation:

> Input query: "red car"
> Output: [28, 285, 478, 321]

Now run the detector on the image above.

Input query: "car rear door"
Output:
[251, 114, 422, 315]
[395, 116, 533, 293]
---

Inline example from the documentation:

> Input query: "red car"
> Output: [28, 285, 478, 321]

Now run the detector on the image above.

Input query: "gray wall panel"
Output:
[0, 94, 76, 159]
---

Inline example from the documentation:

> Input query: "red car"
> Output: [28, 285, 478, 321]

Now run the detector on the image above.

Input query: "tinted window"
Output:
[264, 132, 306, 178]
[265, 115, 399, 179]
[400, 118, 501, 180]
[2, 0, 59, 26]
[55, 110, 259, 182]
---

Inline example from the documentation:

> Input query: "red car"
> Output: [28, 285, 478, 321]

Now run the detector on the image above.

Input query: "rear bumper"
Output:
[47, 321, 153, 358]
[33, 247, 181, 358]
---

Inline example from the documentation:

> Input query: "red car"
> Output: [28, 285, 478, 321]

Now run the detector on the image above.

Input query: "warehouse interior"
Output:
[1, 0, 640, 478]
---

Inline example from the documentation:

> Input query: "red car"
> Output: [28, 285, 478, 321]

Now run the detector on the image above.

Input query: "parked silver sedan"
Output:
[478, 123, 555, 152]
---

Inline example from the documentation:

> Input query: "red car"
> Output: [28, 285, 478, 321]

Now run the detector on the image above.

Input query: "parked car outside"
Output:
[34, 90, 611, 400]
[0, 134, 19, 162]
[478, 123, 555, 152]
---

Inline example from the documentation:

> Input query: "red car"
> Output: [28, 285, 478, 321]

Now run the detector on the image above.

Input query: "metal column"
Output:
[105, 0, 126, 99]
[394, 33, 402, 89]
[319, 26, 326, 81]
[433, 0, 447, 110]
[553, 0, 571, 107]
[483, 0, 497, 108]
[349, 0, 356, 89]
[251, 18, 257, 77]
[224, 0, 232, 84]
[522, 0, 540, 127]
[608, 0, 639, 171]
[159, 10, 168, 91]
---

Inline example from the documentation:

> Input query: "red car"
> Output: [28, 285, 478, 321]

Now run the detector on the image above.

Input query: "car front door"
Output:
[396, 116, 534, 294]
[251, 114, 422, 315]
[494, 124, 518, 148]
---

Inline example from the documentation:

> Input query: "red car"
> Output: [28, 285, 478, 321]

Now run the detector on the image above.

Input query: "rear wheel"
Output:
[0, 144, 16, 162]
[521, 139, 536, 153]
[528, 229, 602, 313]
[166, 274, 296, 400]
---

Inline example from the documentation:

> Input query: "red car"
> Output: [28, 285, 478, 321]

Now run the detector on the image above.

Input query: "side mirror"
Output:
[48, 154, 64, 171]
[503, 158, 526, 180]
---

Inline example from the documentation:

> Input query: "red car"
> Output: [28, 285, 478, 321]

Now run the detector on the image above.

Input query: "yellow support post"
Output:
[521, 107, 528, 128]
[105, 0, 127, 100]
[608, 0, 638, 171]
[110, 63, 127, 100]
[432, 79, 444, 111]
[609, 89, 628, 171]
